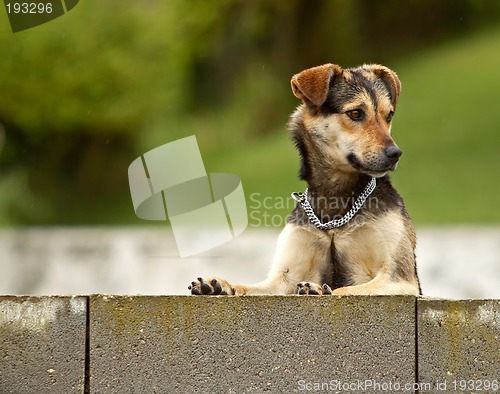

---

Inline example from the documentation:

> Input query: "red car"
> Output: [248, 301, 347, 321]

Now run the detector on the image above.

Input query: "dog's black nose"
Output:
[384, 146, 402, 160]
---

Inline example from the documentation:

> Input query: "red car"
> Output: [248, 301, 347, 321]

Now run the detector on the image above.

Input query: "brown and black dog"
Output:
[189, 63, 421, 296]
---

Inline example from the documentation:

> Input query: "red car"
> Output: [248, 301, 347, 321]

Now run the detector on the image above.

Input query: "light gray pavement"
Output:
[0, 227, 499, 298]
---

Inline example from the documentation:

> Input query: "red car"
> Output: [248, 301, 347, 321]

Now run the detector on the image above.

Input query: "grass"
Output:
[201, 25, 500, 226]
[392, 25, 500, 224]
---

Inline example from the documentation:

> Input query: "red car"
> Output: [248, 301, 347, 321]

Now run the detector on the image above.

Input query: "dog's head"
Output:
[290, 63, 402, 178]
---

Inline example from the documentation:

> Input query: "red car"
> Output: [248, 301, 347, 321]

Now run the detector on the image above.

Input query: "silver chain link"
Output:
[291, 177, 376, 230]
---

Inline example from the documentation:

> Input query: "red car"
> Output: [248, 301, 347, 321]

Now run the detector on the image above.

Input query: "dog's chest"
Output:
[327, 226, 384, 282]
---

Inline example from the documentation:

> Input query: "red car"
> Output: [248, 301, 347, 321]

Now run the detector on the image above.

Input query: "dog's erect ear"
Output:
[367, 64, 402, 107]
[291, 63, 343, 107]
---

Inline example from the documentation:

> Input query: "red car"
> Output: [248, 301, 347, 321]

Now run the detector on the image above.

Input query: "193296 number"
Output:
[452, 379, 499, 392]
[6, 2, 53, 14]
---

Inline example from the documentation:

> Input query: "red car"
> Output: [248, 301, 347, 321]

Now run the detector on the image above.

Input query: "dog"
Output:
[189, 62, 421, 296]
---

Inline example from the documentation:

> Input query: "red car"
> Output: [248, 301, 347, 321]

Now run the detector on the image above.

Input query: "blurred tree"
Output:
[0, 0, 499, 224]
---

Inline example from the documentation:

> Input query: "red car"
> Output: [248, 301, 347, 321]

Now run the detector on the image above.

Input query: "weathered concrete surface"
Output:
[89, 295, 416, 393]
[418, 299, 500, 391]
[0, 296, 87, 394]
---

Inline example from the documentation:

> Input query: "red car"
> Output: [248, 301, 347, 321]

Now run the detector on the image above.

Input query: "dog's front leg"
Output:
[188, 224, 331, 295]
[331, 274, 420, 296]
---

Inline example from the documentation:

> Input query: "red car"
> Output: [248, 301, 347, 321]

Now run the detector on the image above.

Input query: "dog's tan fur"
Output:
[189, 63, 421, 296]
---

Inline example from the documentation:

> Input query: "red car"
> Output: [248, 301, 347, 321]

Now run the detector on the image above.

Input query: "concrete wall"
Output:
[0, 296, 87, 393]
[0, 296, 498, 393]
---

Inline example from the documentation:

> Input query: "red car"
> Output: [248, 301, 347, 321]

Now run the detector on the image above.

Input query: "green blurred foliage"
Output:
[0, 0, 499, 225]
[392, 26, 500, 224]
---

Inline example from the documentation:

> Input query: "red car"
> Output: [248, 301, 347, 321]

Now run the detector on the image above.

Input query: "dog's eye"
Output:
[346, 109, 364, 121]
[387, 111, 394, 123]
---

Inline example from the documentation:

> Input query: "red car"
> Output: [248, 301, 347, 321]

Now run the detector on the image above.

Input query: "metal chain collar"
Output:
[291, 177, 376, 230]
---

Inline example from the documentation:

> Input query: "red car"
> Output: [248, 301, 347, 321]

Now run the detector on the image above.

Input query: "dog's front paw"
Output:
[188, 277, 233, 295]
[296, 282, 332, 295]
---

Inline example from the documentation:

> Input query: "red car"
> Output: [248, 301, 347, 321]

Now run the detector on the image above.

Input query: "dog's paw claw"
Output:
[200, 280, 213, 295]
[210, 278, 223, 295]
[322, 283, 333, 295]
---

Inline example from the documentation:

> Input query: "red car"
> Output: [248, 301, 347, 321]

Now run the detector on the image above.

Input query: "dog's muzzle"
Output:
[348, 145, 402, 175]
